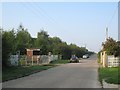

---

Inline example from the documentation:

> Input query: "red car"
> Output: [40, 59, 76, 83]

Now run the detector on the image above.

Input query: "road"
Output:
[3, 54, 101, 88]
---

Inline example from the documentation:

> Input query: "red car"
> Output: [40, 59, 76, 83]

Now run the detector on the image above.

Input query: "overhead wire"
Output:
[31, 2, 57, 24]
[105, 3, 118, 41]
[107, 4, 118, 28]
[15, 2, 76, 45]
[20, 2, 49, 28]
[28, 2, 67, 34]
[20, 1, 57, 25]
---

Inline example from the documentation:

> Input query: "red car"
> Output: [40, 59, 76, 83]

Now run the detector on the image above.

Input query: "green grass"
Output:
[2, 64, 56, 82]
[2, 60, 70, 82]
[98, 67, 120, 84]
[50, 60, 70, 64]
[97, 59, 100, 63]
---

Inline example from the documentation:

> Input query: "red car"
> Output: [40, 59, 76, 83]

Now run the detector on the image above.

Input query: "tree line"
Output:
[2, 24, 94, 67]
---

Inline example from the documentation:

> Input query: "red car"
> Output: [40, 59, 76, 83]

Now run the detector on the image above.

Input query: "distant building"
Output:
[26, 49, 40, 65]
[26, 48, 40, 57]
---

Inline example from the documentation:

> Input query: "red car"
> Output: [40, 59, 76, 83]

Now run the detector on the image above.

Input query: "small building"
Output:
[26, 49, 40, 65]
[100, 51, 120, 67]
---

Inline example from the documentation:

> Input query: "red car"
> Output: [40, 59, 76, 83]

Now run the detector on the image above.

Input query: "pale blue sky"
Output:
[2, 2, 118, 52]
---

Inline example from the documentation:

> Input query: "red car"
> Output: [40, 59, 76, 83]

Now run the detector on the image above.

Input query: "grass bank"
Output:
[3, 60, 70, 82]
[98, 67, 120, 84]
[2, 64, 56, 82]
[50, 60, 70, 64]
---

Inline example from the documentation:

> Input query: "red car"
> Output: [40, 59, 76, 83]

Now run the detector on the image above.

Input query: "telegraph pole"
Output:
[84, 44, 86, 49]
[106, 27, 108, 40]
[118, 1, 120, 41]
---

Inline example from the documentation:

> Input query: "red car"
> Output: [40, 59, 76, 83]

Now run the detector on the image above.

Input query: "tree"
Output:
[114, 41, 120, 57]
[2, 29, 16, 67]
[15, 25, 31, 55]
[35, 30, 49, 55]
[69, 44, 88, 58]
[2, 24, 94, 65]
[30, 38, 37, 48]
[57, 42, 71, 59]
[102, 37, 119, 56]
[48, 37, 62, 54]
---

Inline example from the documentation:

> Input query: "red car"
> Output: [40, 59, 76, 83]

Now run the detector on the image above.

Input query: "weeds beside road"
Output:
[50, 60, 70, 64]
[3, 60, 70, 82]
[2, 64, 56, 82]
[98, 67, 120, 84]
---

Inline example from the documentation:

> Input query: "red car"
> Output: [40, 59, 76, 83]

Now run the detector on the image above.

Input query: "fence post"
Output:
[25, 56, 27, 66]
[100, 52, 103, 64]
[32, 56, 33, 65]
[37, 56, 40, 65]
[103, 51, 107, 67]
[48, 52, 51, 64]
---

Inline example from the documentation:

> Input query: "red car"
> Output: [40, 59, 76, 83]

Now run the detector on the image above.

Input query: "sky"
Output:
[1, 2, 118, 53]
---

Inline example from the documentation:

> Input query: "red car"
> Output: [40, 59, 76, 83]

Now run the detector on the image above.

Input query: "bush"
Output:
[19, 56, 26, 66]
[19, 60, 26, 66]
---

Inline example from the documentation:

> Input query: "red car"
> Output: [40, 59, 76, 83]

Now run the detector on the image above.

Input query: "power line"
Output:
[107, 5, 118, 28]
[105, 4, 118, 41]
[27, 2, 67, 34]
[20, 2, 57, 25]
[21, 3, 43, 19]
[20, 2, 62, 30]
[32, 3, 57, 24]
[20, 2, 50, 27]
[17, 2, 71, 42]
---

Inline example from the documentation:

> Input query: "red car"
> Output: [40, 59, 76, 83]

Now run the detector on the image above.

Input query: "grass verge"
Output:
[98, 67, 120, 84]
[50, 60, 70, 64]
[2, 64, 56, 82]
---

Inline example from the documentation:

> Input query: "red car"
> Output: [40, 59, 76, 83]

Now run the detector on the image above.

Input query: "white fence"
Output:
[100, 51, 120, 67]
[9, 55, 19, 66]
[9, 55, 58, 66]
[50, 55, 58, 61]
[107, 55, 120, 67]
[39, 55, 58, 64]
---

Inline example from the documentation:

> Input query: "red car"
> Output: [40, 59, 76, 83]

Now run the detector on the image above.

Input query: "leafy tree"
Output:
[2, 29, 16, 67]
[69, 44, 88, 58]
[58, 42, 71, 59]
[30, 38, 37, 48]
[102, 37, 119, 56]
[2, 24, 94, 67]
[35, 30, 49, 55]
[48, 37, 62, 54]
[15, 25, 31, 55]
[50, 37, 62, 44]
[114, 41, 120, 57]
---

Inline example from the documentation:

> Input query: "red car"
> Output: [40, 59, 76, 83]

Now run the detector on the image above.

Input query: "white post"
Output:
[103, 51, 107, 67]
[100, 52, 103, 64]
[32, 56, 33, 65]
[48, 52, 51, 64]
